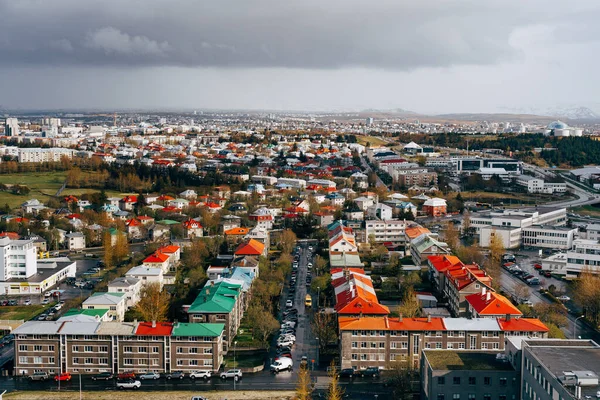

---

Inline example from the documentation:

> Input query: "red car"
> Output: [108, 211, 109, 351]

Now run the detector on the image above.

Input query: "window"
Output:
[48, 345, 55, 351]
[453, 395, 460, 400]
[49, 357, 55, 364]
[34, 345, 42, 351]
[469, 377, 476, 385]
[484, 377, 491, 385]
[360, 354, 368, 361]
[124, 346, 133, 353]
[138, 346, 148, 353]
[99, 346, 108, 352]
[203, 360, 213, 366]
[190, 348, 198, 354]
[73, 357, 80, 364]
[190, 360, 198, 366]
[391, 342, 397, 349]
[483, 395, 491, 400]
[99, 358, 108, 365]
[499, 378, 507, 386]
[19, 356, 27, 363]
[401, 342, 408, 349]
[152, 346, 159, 353]
[370, 342, 377, 348]
[437, 395, 445, 400]
[176, 347, 183, 354]
[379, 342, 385, 348]
[361, 342, 367, 348]
[438, 377, 445, 385]
[351, 354, 358, 360]
[204, 348, 212, 354]
[453, 377, 461, 385]
[152, 359, 159, 366]
[176, 359, 183, 366]
[84, 346, 93, 352]
[468, 395, 476, 400]
[85, 358, 93, 364]
[351, 342, 357, 348]
[458, 343, 465, 349]
[124, 359, 133, 365]
[33, 356, 43, 364]
[436, 342, 442, 349]
[19, 345, 28, 351]
[139, 359, 147, 365]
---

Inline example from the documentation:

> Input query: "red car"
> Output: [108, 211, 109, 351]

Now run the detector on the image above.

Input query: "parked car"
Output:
[189, 370, 212, 380]
[338, 368, 355, 378]
[166, 371, 186, 380]
[191, 397, 208, 400]
[116, 379, 141, 390]
[29, 371, 49, 381]
[139, 372, 160, 380]
[361, 367, 380, 378]
[41, 299, 50, 305]
[117, 371, 136, 380]
[286, 300, 293, 308]
[277, 338, 295, 348]
[543, 271, 552, 278]
[558, 295, 571, 302]
[276, 346, 292, 355]
[91, 372, 114, 381]
[54, 372, 72, 382]
[270, 357, 293, 372]
[522, 300, 534, 307]
[23, 299, 31, 306]
[527, 277, 540, 286]
[220, 369, 242, 379]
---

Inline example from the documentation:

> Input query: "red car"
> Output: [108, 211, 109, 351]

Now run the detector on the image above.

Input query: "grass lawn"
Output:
[0, 171, 67, 208]
[572, 205, 600, 217]
[0, 304, 51, 321]
[424, 351, 514, 370]
[356, 135, 388, 147]
[224, 350, 267, 368]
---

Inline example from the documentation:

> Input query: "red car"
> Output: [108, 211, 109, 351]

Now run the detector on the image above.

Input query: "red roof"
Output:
[159, 245, 180, 254]
[428, 255, 463, 273]
[497, 318, 549, 332]
[465, 291, 522, 316]
[162, 206, 177, 212]
[121, 195, 138, 203]
[205, 202, 221, 209]
[0, 232, 19, 240]
[126, 218, 141, 227]
[143, 252, 170, 263]
[158, 195, 175, 201]
[135, 322, 173, 336]
[183, 219, 202, 229]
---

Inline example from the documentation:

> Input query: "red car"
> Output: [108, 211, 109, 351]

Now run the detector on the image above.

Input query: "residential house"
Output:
[82, 292, 127, 322]
[107, 277, 142, 309]
[410, 234, 451, 266]
[125, 266, 164, 288]
[65, 232, 85, 251]
[182, 218, 203, 238]
[444, 264, 493, 317]
[465, 289, 522, 319]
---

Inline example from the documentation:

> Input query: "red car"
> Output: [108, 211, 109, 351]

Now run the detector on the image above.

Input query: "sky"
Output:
[0, 0, 599, 114]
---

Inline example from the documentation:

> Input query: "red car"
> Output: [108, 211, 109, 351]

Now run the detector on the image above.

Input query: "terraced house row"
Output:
[13, 320, 225, 376]
[326, 221, 549, 372]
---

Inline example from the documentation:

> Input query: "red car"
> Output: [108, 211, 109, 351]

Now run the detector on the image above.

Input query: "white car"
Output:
[286, 300, 293, 308]
[277, 338, 295, 347]
[24, 299, 31, 306]
[558, 295, 571, 302]
[270, 357, 293, 372]
[220, 369, 242, 379]
[308, 246, 314, 251]
[116, 379, 141, 390]
[139, 372, 160, 380]
[189, 370, 212, 380]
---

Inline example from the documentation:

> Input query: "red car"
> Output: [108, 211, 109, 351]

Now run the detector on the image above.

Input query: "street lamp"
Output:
[315, 337, 319, 368]
[317, 287, 320, 310]
[574, 315, 585, 339]
[234, 341, 238, 390]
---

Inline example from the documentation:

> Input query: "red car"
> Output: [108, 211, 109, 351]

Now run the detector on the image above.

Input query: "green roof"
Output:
[424, 351, 515, 371]
[171, 323, 225, 337]
[188, 282, 242, 314]
[157, 219, 180, 225]
[64, 308, 109, 318]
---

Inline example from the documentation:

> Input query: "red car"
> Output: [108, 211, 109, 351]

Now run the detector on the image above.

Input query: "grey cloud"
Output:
[0, 0, 587, 70]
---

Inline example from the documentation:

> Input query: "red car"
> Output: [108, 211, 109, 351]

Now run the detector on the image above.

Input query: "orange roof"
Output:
[405, 226, 431, 240]
[339, 316, 445, 331]
[497, 317, 549, 332]
[234, 239, 265, 256]
[183, 219, 202, 229]
[224, 227, 250, 236]
[125, 218, 141, 227]
[159, 245, 180, 254]
[158, 195, 175, 201]
[465, 291, 522, 316]
[0, 232, 19, 240]
[428, 255, 463, 272]
[121, 195, 138, 203]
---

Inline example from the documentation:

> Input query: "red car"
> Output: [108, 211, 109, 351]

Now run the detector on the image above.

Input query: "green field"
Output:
[0, 304, 53, 321]
[0, 171, 124, 209]
[572, 205, 600, 218]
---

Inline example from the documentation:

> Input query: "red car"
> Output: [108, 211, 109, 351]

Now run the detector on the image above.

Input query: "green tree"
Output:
[397, 287, 421, 318]
[327, 361, 344, 400]
[295, 367, 312, 400]
[134, 282, 170, 322]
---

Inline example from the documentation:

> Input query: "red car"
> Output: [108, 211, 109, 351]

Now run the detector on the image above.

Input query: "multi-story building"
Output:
[520, 339, 600, 400]
[443, 265, 492, 317]
[65, 232, 86, 251]
[5, 117, 19, 136]
[455, 158, 522, 175]
[18, 148, 76, 163]
[107, 277, 142, 309]
[394, 169, 438, 187]
[338, 316, 548, 371]
[421, 350, 520, 400]
[82, 292, 127, 322]
[410, 234, 451, 266]
[465, 289, 522, 319]
[521, 225, 576, 250]
[13, 320, 225, 375]
[564, 239, 600, 276]
[186, 281, 243, 352]
[423, 198, 447, 217]
[364, 219, 406, 246]
[0, 237, 37, 280]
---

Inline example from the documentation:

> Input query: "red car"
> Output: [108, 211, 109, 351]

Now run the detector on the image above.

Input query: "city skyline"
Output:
[0, 1, 599, 114]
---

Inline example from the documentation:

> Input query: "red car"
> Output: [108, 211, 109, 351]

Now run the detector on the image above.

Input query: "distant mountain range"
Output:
[501, 106, 599, 120]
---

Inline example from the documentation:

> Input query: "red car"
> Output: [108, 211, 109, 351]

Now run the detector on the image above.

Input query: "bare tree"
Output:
[311, 312, 338, 354]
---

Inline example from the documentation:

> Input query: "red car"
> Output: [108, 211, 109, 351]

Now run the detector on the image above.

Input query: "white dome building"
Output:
[544, 120, 583, 137]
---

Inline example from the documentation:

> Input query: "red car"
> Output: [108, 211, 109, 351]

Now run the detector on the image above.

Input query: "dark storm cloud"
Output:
[0, 0, 553, 70]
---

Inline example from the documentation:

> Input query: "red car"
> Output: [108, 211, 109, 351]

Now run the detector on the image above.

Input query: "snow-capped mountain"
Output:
[503, 106, 598, 120]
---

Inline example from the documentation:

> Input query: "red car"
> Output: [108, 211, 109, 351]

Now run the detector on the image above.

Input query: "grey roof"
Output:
[108, 277, 140, 287]
[126, 266, 162, 276]
[96, 321, 137, 335]
[13, 321, 64, 335]
[83, 292, 125, 306]
[442, 318, 501, 331]
[66, 232, 85, 238]
[58, 321, 100, 334]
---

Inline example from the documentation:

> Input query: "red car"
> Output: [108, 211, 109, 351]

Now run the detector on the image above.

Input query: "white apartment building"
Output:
[0, 237, 37, 281]
[364, 220, 406, 245]
[276, 178, 306, 189]
[580, 224, 600, 241]
[564, 239, 600, 276]
[5, 118, 19, 136]
[521, 226, 576, 250]
[18, 148, 76, 163]
[516, 175, 567, 194]
[366, 203, 393, 220]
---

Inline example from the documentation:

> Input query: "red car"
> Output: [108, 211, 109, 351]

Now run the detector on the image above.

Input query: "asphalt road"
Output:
[360, 155, 388, 190]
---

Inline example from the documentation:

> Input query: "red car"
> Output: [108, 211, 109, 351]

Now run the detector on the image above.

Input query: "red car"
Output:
[534, 264, 543, 270]
[117, 371, 136, 380]
[54, 372, 72, 381]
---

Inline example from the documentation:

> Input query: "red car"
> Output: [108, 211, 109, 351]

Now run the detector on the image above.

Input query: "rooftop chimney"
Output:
[482, 287, 487, 296]
[134, 319, 138, 326]
[398, 313, 403, 322]
[152, 320, 156, 328]
[506, 313, 511, 321]
[359, 311, 363, 319]
[427, 315, 431, 323]
[486, 291, 491, 302]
